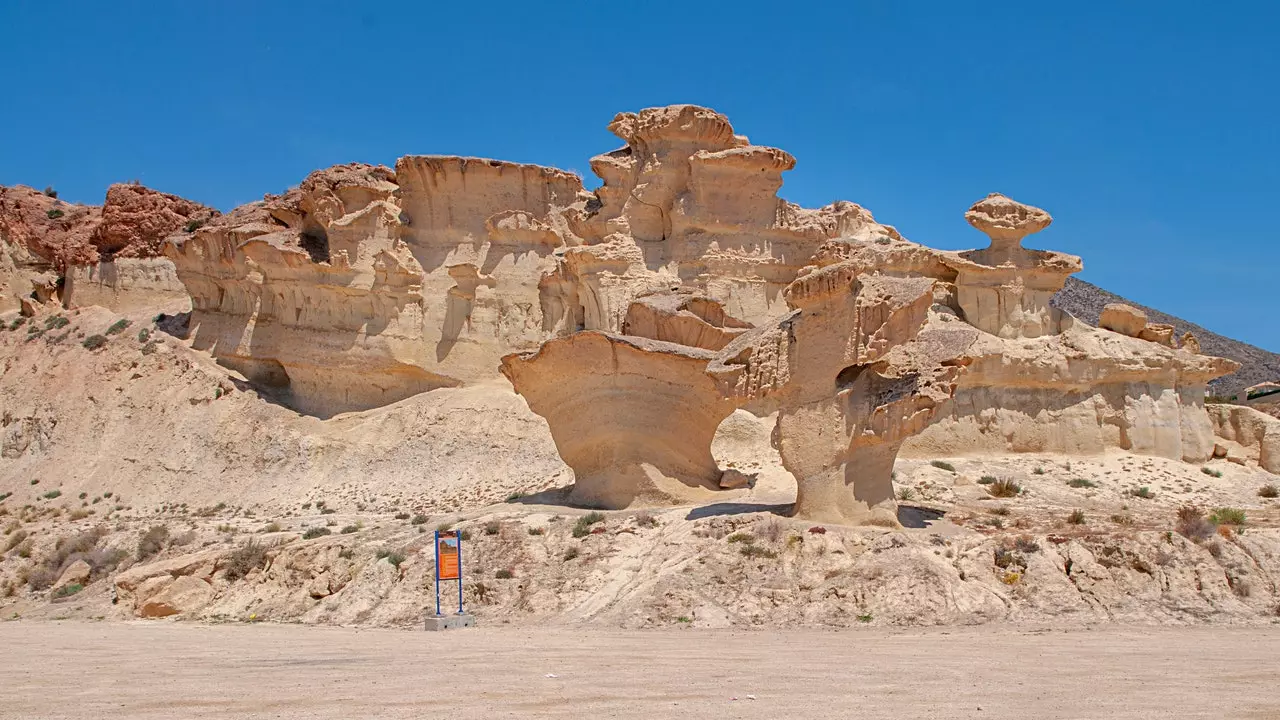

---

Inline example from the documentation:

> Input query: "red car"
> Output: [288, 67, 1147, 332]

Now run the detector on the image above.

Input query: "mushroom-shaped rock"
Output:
[942, 194, 1082, 339]
[709, 264, 975, 525]
[964, 192, 1052, 253]
[501, 332, 738, 509]
[1099, 303, 1147, 337]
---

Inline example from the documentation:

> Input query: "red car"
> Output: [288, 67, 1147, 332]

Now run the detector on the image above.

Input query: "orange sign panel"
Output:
[437, 532, 460, 580]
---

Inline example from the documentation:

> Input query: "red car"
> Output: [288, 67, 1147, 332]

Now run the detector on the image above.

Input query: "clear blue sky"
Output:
[2, 1, 1276, 350]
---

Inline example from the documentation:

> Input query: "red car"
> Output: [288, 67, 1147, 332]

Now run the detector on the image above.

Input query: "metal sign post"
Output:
[434, 529, 464, 616]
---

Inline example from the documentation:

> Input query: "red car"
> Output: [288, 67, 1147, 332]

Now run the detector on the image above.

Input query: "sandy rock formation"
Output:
[1207, 404, 1280, 474]
[501, 332, 737, 508]
[166, 160, 585, 417]
[707, 260, 975, 524]
[940, 194, 1080, 339]
[1, 183, 206, 314]
[1099, 303, 1147, 337]
[622, 290, 752, 351]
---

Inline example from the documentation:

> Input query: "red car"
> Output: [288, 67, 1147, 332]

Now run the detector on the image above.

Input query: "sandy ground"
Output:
[2, 622, 1279, 719]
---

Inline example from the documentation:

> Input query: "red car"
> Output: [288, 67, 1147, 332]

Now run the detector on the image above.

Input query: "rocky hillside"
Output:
[1052, 277, 1280, 397]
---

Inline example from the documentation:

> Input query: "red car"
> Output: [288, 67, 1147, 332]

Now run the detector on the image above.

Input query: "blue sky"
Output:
[2, 1, 1276, 350]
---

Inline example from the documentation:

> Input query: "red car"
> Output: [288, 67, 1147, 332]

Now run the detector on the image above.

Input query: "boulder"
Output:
[1099, 303, 1147, 337]
[1139, 323, 1177, 347]
[138, 576, 214, 618]
[54, 560, 91, 590]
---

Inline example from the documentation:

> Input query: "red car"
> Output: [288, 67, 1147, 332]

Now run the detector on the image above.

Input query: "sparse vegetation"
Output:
[1259, 484, 1278, 499]
[527, 527, 545, 536]
[394, 512, 410, 520]
[1208, 507, 1246, 527]
[1032, 467, 1046, 475]
[1175, 506, 1216, 542]
[977, 476, 996, 485]
[43, 186, 57, 198]
[1130, 486, 1154, 499]
[1067, 509, 1086, 525]
[676, 616, 692, 624]
[41, 490, 61, 500]
[634, 511, 658, 528]
[52, 583, 84, 598]
[504, 492, 524, 503]
[341, 525, 359, 534]
[740, 544, 778, 559]
[572, 512, 605, 538]
[46, 208, 64, 220]
[562, 547, 580, 561]
[857, 613, 873, 623]
[82, 334, 107, 350]
[495, 569, 514, 579]
[726, 532, 754, 544]
[137, 328, 151, 343]
[301, 527, 331, 540]
[484, 521, 501, 536]
[184, 218, 205, 233]
[223, 540, 268, 581]
[45, 316, 69, 330]
[897, 487, 915, 501]
[136, 525, 169, 559]
[1200, 466, 1223, 478]
[930, 460, 956, 472]
[105, 319, 131, 335]
[1067, 478, 1097, 489]
[987, 479, 1021, 498]
[261, 522, 282, 533]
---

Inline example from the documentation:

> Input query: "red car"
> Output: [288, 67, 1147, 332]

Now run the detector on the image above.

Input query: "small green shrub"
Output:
[1201, 467, 1223, 479]
[676, 616, 692, 624]
[53, 582, 84, 598]
[105, 319, 131, 335]
[857, 613, 873, 623]
[527, 527, 545, 536]
[930, 460, 956, 472]
[319, 507, 336, 515]
[386, 552, 405, 568]
[484, 521, 500, 536]
[409, 514, 428, 525]
[726, 532, 754, 544]
[897, 487, 915, 501]
[1032, 467, 1046, 475]
[184, 219, 205, 233]
[495, 569, 513, 579]
[301, 527, 331, 540]
[42, 490, 61, 500]
[43, 186, 57, 198]
[634, 511, 658, 528]
[137, 328, 151, 343]
[82, 335, 107, 350]
[562, 547, 580, 561]
[140, 340, 157, 355]
[1259, 484, 1279, 499]
[44, 316, 69, 330]
[978, 476, 996, 485]
[261, 522, 282, 533]
[504, 492, 524, 503]
[1209, 507, 1246, 526]
[46, 208, 64, 220]
[1131, 486, 1154, 499]
[1067, 479, 1097, 489]
[394, 512, 410, 520]
[340, 525, 359, 534]
[1067, 509, 1086, 525]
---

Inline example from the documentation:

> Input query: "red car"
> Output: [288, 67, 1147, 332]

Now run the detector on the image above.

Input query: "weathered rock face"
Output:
[0, 183, 208, 314]
[708, 259, 976, 524]
[166, 161, 585, 418]
[501, 332, 737, 509]
[1207, 404, 1280, 474]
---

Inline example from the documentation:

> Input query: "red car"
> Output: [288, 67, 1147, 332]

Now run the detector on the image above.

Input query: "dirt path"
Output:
[2, 621, 1278, 719]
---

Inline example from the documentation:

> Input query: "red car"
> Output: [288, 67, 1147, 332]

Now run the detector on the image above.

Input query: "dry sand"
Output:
[2, 622, 1279, 719]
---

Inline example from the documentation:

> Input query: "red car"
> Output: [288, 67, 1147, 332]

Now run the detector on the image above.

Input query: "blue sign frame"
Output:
[433, 530, 465, 616]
